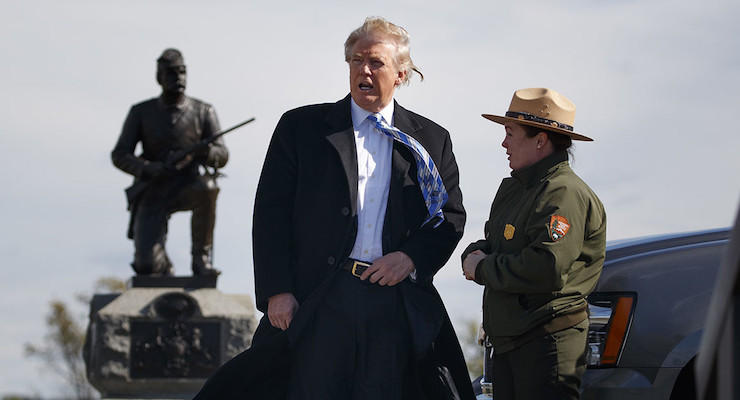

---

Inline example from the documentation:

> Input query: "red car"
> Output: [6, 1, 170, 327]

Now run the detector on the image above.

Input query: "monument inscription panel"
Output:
[130, 320, 220, 378]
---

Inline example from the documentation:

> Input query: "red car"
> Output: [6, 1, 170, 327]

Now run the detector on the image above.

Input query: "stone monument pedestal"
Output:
[84, 276, 256, 399]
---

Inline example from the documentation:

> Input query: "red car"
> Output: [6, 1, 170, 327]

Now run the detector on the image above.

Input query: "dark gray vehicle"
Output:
[474, 228, 731, 399]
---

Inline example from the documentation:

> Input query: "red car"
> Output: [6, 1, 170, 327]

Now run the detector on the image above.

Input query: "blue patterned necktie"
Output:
[368, 113, 448, 228]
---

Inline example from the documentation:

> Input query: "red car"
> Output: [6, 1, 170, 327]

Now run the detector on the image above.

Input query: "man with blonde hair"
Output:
[195, 17, 473, 399]
[343, 16, 424, 86]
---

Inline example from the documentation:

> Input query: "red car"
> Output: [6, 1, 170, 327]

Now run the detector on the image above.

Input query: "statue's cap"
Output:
[157, 48, 185, 67]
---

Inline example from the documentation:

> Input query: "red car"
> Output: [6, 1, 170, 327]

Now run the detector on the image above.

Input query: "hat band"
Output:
[505, 111, 573, 132]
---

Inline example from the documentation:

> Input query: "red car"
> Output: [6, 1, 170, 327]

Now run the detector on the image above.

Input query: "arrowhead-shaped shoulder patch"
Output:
[549, 215, 570, 241]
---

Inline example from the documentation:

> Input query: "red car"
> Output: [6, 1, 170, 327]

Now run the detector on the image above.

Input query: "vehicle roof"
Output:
[605, 227, 731, 264]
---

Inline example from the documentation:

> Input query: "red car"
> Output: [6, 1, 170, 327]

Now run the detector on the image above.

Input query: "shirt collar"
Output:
[350, 98, 395, 129]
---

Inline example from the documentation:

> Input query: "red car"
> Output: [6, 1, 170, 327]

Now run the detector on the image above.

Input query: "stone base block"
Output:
[84, 276, 256, 399]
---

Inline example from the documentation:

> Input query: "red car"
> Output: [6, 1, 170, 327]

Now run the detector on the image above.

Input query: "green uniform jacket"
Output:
[463, 151, 606, 353]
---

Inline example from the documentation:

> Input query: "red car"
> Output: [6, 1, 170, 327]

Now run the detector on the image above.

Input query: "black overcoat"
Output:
[194, 95, 474, 399]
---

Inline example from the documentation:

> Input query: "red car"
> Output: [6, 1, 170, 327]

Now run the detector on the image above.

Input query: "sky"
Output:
[1, 0, 739, 397]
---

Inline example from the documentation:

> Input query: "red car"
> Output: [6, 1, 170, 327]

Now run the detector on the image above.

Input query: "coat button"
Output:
[327, 256, 336, 265]
[341, 207, 350, 216]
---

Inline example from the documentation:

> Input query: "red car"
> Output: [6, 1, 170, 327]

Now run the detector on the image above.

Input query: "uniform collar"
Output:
[157, 95, 190, 111]
[511, 151, 569, 188]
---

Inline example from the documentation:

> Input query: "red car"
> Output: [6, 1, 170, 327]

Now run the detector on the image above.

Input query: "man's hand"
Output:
[360, 251, 415, 286]
[267, 292, 299, 331]
[463, 250, 486, 281]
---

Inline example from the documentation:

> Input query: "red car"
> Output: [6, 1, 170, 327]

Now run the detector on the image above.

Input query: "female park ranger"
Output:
[462, 88, 606, 400]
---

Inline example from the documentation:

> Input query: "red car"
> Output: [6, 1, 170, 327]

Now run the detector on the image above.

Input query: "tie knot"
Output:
[368, 113, 382, 124]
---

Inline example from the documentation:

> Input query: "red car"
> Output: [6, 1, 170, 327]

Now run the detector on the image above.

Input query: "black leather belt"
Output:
[341, 258, 372, 277]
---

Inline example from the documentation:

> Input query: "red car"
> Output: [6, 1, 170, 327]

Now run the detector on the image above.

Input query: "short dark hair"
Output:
[521, 124, 573, 156]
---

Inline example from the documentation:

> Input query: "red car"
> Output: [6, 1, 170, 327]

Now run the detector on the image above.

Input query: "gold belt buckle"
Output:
[351, 260, 371, 277]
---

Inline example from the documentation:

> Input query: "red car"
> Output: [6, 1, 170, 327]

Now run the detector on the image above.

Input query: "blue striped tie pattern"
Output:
[368, 113, 448, 228]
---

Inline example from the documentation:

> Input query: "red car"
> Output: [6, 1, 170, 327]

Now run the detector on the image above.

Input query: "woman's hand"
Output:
[463, 250, 487, 281]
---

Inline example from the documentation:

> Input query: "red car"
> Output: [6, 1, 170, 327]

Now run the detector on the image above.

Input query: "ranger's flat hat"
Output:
[482, 87, 592, 141]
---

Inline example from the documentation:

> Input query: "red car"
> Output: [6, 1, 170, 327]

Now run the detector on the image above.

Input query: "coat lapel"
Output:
[324, 95, 359, 215]
[383, 102, 419, 251]
[390, 102, 422, 189]
[392, 101, 423, 138]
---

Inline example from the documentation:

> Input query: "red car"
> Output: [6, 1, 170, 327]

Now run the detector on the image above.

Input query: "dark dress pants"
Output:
[288, 271, 413, 400]
[492, 319, 588, 400]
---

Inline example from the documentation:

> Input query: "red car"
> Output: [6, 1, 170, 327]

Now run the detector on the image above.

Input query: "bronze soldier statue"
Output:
[112, 48, 227, 277]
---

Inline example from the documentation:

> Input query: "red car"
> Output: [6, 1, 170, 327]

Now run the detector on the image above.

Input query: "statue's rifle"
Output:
[125, 117, 256, 209]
